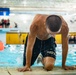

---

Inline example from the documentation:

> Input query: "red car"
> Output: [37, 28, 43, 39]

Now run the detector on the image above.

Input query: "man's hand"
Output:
[62, 66, 76, 70]
[18, 66, 32, 72]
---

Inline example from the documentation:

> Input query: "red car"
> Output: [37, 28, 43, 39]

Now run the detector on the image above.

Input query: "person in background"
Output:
[1, 19, 5, 28]
[0, 40, 4, 50]
[14, 22, 18, 28]
[5, 19, 10, 28]
[18, 14, 76, 72]
[69, 35, 75, 44]
[0, 22, 2, 28]
[73, 35, 76, 44]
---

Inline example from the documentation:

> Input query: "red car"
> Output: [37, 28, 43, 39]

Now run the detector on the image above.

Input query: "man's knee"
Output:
[44, 63, 54, 71]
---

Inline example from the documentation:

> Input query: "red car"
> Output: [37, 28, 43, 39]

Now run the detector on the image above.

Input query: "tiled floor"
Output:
[0, 66, 76, 75]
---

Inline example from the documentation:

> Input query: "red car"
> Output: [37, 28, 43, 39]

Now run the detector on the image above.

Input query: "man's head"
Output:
[46, 15, 62, 33]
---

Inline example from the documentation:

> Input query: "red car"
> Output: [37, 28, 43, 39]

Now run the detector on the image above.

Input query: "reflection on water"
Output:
[0, 44, 76, 67]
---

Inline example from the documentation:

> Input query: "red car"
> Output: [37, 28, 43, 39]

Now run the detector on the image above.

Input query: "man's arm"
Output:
[26, 32, 36, 67]
[62, 34, 68, 69]
[61, 23, 76, 70]
[18, 33, 36, 72]
[18, 16, 38, 71]
[18, 26, 37, 72]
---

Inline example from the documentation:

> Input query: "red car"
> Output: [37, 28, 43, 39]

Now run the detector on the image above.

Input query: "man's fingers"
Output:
[64, 66, 76, 70]
[17, 67, 32, 72]
[17, 68, 23, 72]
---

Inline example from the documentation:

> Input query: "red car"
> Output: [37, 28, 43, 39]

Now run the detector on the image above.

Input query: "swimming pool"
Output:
[0, 44, 76, 67]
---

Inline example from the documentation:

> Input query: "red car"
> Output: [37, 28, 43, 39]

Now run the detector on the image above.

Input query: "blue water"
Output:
[0, 44, 76, 67]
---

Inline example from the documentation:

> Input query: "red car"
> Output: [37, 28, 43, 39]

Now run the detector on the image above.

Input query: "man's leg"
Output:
[42, 57, 55, 71]
[41, 37, 56, 71]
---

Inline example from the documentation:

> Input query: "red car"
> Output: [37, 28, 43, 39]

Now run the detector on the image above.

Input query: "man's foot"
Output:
[37, 53, 43, 64]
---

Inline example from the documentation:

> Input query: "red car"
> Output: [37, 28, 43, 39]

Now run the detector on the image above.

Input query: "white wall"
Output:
[0, 14, 35, 32]
[0, 13, 76, 32]
[63, 14, 76, 32]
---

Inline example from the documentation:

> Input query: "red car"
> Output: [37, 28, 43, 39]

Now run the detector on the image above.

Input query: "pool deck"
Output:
[0, 66, 76, 75]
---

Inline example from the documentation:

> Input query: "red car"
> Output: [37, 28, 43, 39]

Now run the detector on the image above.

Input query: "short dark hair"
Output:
[46, 15, 62, 32]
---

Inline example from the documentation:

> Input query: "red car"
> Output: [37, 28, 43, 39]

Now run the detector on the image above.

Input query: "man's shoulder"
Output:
[35, 14, 48, 19]
[35, 14, 45, 17]
[33, 14, 48, 23]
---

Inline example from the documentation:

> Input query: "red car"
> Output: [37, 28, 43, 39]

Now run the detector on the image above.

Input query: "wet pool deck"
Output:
[0, 66, 76, 75]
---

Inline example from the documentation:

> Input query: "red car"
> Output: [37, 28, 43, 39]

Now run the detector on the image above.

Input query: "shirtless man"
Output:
[18, 14, 76, 72]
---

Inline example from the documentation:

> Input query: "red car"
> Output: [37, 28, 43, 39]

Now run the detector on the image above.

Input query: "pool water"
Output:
[0, 44, 76, 67]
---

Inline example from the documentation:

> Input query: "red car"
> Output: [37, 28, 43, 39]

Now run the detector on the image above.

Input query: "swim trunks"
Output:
[23, 35, 57, 66]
